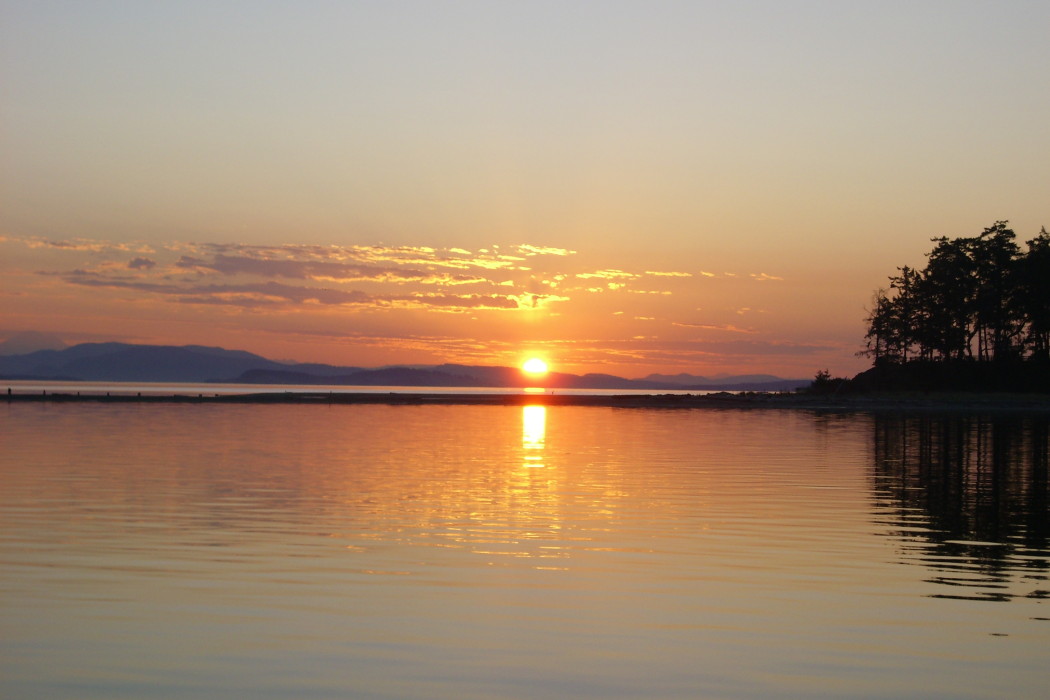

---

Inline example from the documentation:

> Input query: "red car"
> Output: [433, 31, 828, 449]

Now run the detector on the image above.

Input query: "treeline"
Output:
[864, 221, 1050, 365]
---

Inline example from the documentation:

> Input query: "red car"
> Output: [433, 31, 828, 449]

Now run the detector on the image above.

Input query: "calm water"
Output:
[2, 404, 1047, 699]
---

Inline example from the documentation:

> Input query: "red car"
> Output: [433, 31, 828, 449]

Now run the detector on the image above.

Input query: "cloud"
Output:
[16, 233, 816, 372]
[345, 243, 530, 271]
[516, 244, 576, 256]
[672, 322, 756, 334]
[511, 293, 570, 309]
[60, 267, 573, 313]
[175, 253, 447, 284]
[394, 293, 520, 310]
[64, 274, 374, 307]
[25, 238, 116, 252]
[576, 269, 638, 280]
[171, 242, 533, 274]
[16, 236, 153, 254]
[750, 272, 783, 282]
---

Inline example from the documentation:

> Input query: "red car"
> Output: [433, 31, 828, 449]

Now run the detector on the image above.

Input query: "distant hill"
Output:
[0, 343, 289, 382]
[0, 341, 807, 390]
[0, 331, 68, 356]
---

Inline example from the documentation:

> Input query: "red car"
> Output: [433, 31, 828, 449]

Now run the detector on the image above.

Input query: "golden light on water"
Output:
[521, 405, 546, 468]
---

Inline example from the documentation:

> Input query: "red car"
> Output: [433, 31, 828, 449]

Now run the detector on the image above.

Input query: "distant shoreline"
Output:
[5, 389, 1050, 412]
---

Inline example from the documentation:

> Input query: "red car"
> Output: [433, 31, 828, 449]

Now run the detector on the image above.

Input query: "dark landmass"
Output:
[849, 359, 1050, 394]
[0, 341, 808, 391]
[5, 388, 1049, 413]
[805, 359, 1050, 395]
[0, 342, 290, 382]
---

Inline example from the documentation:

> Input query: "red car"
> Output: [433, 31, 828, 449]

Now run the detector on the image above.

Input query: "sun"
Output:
[522, 357, 549, 375]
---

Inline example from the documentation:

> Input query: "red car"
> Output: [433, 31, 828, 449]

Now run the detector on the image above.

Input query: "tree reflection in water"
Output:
[871, 413, 1049, 601]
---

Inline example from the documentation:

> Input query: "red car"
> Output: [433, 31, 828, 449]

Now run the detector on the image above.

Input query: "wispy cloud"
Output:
[3, 232, 820, 373]
[62, 272, 572, 312]
[64, 276, 374, 307]
[672, 322, 756, 334]
[575, 269, 638, 280]
[516, 244, 576, 256]
[391, 293, 519, 311]
[21, 237, 154, 254]
[173, 253, 470, 284]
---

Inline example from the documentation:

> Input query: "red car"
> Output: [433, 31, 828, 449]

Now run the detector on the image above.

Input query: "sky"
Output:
[2, 1, 1047, 378]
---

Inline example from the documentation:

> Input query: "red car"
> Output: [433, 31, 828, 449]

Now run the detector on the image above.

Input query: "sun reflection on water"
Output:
[521, 405, 546, 468]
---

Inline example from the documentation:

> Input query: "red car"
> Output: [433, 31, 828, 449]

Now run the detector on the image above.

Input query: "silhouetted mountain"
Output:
[0, 343, 287, 382]
[0, 341, 807, 390]
[0, 331, 68, 356]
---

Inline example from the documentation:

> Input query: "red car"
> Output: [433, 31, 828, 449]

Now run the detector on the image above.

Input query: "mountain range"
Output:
[0, 341, 809, 391]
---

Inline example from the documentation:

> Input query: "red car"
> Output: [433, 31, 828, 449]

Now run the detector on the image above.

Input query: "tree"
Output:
[862, 289, 894, 363]
[918, 236, 976, 360]
[968, 222, 1022, 361]
[1018, 227, 1050, 361]
[863, 221, 1048, 375]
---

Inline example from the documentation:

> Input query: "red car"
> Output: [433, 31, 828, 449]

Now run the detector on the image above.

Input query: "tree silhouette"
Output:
[861, 222, 1049, 391]
[1018, 227, 1050, 361]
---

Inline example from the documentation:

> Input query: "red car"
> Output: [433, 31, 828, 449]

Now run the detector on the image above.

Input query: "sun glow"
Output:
[521, 405, 546, 468]
[522, 357, 549, 375]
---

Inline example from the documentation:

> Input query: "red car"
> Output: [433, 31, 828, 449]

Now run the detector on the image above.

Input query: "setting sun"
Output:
[522, 357, 549, 375]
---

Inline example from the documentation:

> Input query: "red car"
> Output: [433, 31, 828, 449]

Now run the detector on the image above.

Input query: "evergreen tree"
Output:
[1019, 227, 1050, 361]
[863, 221, 1048, 372]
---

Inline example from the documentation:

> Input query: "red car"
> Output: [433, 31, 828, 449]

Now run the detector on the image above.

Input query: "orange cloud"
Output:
[515, 244, 576, 256]
[4, 232, 833, 376]
[672, 322, 756, 334]
[575, 269, 638, 280]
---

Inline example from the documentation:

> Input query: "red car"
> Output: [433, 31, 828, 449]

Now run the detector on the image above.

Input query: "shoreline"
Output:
[5, 389, 1050, 412]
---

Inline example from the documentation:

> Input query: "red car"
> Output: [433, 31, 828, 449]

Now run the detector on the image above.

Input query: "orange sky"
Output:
[2, 2, 1047, 378]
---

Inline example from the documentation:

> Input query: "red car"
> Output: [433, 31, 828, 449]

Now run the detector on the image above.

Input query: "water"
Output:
[2, 404, 1047, 699]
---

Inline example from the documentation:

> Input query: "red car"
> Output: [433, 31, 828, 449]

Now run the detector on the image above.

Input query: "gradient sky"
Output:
[2, 1, 1047, 378]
